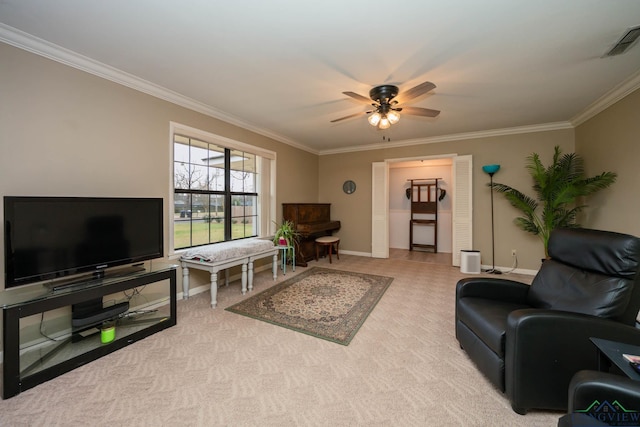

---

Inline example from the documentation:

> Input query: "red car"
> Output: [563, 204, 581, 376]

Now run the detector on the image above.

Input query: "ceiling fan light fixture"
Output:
[387, 110, 400, 124]
[368, 112, 382, 126]
[378, 116, 391, 129]
[333, 81, 438, 129]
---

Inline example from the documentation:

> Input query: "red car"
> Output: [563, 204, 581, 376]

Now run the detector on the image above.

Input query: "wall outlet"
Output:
[511, 249, 517, 257]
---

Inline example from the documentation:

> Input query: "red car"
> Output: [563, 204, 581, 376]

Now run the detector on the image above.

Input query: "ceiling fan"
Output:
[331, 81, 440, 129]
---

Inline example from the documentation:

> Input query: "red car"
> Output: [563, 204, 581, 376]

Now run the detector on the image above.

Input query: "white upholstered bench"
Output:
[180, 238, 277, 308]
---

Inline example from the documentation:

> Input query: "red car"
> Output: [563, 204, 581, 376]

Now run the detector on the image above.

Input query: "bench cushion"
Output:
[181, 238, 274, 263]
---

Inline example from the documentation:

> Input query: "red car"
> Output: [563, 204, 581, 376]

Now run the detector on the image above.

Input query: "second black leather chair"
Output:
[558, 370, 640, 426]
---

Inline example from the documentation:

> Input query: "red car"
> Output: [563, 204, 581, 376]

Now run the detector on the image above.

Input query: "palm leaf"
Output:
[491, 145, 617, 256]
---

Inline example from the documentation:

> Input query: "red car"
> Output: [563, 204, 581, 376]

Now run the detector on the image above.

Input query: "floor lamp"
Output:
[482, 164, 501, 274]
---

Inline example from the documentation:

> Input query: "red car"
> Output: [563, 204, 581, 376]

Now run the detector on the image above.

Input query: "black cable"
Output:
[39, 312, 66, 342]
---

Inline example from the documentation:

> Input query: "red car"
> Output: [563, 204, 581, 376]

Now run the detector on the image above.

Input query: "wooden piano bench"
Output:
[315, 236, 340, 263]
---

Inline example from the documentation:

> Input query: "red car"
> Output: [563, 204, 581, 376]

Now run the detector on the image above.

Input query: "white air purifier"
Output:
[460, 250, 481, 274]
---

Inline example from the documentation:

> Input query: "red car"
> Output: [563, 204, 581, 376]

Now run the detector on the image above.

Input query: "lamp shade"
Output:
[387, 110, 400, 124]
[368, 112, 382, 126]
[378, 116, 391, 129]
[482, 164, 500, 175]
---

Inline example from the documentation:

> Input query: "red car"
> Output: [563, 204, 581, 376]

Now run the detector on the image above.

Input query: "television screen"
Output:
[4, 197, 164, 288]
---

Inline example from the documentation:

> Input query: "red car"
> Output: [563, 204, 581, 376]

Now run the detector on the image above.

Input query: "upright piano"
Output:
[283, 203, 341, 267]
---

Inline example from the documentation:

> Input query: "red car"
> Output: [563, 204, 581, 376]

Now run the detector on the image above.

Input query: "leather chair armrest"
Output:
[505, 309, 640, 411]
[558, 413, 608, 427]
[559, 371, 640, 426]
[567, 370, 640, 412]
[456, 277, 530, 303]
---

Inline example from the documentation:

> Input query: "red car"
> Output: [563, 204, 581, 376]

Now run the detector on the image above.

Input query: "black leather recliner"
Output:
[455, 228, 640, 414]
[558, 370, 640, 426]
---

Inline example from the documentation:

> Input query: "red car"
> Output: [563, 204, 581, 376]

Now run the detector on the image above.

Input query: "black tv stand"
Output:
[1, 264, 177, 399]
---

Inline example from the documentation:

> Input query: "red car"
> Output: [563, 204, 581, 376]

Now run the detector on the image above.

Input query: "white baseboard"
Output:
[480, 264, 537, 276]
[340, 249, 371, 257]
[340, 250, 539, 276]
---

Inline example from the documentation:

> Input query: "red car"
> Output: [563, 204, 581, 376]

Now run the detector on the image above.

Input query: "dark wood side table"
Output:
[590, 337, 640, 380]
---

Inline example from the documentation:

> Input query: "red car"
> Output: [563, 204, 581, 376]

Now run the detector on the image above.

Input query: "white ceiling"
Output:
[1, 1, 640, 154]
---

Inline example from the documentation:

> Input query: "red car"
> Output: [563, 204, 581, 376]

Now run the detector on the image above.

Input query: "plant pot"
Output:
[278, 237, 287, 246]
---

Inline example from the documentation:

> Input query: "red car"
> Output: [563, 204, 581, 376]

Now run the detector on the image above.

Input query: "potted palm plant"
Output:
[490, 146, 617, 258]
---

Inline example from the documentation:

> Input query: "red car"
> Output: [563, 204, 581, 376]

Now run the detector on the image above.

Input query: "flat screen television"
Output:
[4, 196, 164, 288]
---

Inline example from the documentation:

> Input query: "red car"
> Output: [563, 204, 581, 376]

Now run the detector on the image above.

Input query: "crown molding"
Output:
[3, 23, 636, 157]
[0, 24, 318, 155]
[318, 122, 574, 155]
[571, 69, 640, 126]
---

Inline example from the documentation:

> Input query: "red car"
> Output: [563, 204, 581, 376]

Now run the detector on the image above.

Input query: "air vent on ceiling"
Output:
[605, 25, 640, 56]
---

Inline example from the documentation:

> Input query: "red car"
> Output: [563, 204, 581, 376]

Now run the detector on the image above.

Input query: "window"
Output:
[170, 123, 275, 253]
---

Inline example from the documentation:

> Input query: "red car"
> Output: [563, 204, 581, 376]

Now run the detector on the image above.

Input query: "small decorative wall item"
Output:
[343, 180, 356, 194]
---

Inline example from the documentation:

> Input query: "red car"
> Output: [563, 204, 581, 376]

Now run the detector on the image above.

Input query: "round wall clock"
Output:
[343, 180, 356, 194]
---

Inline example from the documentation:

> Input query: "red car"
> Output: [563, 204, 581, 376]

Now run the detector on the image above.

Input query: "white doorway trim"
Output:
[371, 153, 472, 264]
[371, 162, 389, 258]
[452, 155, 473, 266]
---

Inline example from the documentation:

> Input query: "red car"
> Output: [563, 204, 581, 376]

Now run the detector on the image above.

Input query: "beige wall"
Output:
[0, 42, 319, 291]
[319, 130, 575, 270]
[575, 88, 640, 236]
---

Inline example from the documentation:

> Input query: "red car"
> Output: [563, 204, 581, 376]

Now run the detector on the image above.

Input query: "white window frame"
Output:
[168, 122, 276, 257]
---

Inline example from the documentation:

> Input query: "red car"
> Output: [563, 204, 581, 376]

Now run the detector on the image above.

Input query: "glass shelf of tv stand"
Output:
[18, 288, 172, 378]
[2, 263, 177, 399]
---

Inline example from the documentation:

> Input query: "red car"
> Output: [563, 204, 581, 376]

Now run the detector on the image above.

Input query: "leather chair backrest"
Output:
[527, 228, 640, 324]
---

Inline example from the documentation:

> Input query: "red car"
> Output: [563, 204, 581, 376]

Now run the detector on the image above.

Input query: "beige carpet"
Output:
[0, 255, 561, 426]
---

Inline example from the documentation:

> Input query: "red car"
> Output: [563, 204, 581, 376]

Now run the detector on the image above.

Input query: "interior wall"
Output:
[0, 42, 320, 294]
[575, 87, 640, 237]
[318, 129, 575, 271]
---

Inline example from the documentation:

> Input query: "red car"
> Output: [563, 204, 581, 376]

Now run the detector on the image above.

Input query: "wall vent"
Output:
[605, 25, 640, 56]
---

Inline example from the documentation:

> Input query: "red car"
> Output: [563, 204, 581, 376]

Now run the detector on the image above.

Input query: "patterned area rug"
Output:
[226, 267, 393, 345]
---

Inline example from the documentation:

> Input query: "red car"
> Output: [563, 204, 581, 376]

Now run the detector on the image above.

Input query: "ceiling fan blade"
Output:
[399, 81, 436, 102]
[330, 111, 369, 123]
[401, 106, 441, 118]
[342, 91, 373, 104]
